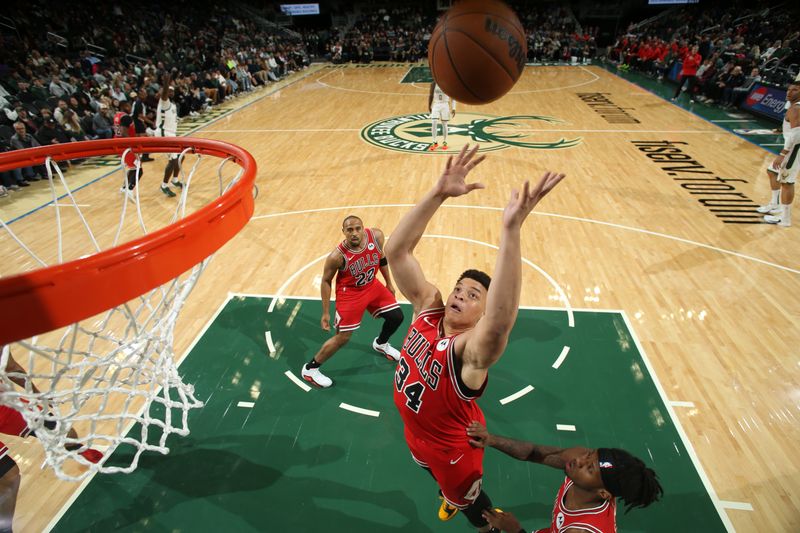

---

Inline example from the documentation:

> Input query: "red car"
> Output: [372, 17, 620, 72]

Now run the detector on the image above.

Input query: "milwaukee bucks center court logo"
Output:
[360, 112, 582, 154]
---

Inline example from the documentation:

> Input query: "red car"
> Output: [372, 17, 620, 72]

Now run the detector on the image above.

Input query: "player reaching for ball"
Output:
[385, 144, 565, 531]
[429, 82, 456, 151]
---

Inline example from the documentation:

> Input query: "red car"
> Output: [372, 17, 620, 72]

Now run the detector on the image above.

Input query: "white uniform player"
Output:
[155, 86, 183, 197]
[429, 82, 456, 151]
[760, 83, 800, 226]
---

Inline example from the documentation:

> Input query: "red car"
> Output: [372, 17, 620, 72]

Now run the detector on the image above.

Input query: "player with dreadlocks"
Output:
[466, 421, 663, 532]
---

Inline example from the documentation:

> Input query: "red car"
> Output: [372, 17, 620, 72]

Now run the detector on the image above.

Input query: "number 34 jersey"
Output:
[335, 228, 383, 294]
[393, 307, 487, 450]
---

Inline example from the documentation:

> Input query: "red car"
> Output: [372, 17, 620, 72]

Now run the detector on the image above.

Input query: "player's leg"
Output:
[0, 453, 20, 533]
[765, 153, 798, 226]
[430, 116, 440, 150]
[423, 443, 496, 530]
[367, 284, 404, 361]
[160, 154, 182, 197]
[757, 167, 781, 214]
[301, 330, 352, 388]
[302, 296, 363, 387]
[441, 120, 449, 149]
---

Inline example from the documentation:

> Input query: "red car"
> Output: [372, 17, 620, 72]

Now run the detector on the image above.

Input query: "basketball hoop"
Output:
[0, 137, 256, 480]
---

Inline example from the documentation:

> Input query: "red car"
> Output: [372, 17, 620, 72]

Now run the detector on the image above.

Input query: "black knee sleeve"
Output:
[462, 490, 493, 528]
[377, 307, 404, 343]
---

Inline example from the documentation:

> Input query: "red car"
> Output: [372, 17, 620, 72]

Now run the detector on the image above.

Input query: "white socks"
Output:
[431, 119, 438, 143]
[442, 121, 448, 143]
[771, 189, 780, 205]
[780, 204, 792, 226]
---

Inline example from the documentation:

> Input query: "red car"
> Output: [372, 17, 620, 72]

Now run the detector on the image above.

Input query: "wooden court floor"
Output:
[1, 64, 799, 532]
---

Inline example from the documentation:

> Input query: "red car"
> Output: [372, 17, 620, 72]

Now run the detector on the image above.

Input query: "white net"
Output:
[0, 147, 246, 481]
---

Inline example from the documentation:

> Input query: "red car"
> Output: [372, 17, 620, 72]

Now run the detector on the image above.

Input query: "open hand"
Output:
[482, 508, 523, 532]
[466, 421, 490, 448]
[503, 171, 566, 229]
[435, 144, 486, 198]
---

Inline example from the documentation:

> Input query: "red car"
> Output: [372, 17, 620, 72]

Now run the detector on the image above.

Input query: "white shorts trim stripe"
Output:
[371, 302, 400, 317]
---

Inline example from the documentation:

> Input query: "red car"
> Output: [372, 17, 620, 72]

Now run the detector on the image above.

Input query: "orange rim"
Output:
[0, 138, 257, 345]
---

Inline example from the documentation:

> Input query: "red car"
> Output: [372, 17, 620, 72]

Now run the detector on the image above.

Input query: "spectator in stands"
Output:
[719, 66, 746, 108]
[731, 67, 761, 107]
[9, 122, 43, 183]
[92, 103, 113, 139]
[672, 45, 702, 102]
[36, 117, 71, 146]
[49, 76, 74, 99]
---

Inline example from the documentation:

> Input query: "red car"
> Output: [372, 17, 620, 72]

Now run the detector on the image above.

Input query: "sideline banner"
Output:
[741, 84, 787, 121]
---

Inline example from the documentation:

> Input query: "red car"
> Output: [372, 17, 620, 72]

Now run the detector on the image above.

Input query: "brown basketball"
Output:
[428, 0, 527, 105]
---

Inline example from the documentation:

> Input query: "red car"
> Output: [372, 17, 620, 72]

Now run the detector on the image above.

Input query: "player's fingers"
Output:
[462, 143, 479, 166]
[542, 173, 566, 195]
[445, 155, 453, 171]
[457, 143, 469, 163]
[467, 154, 487, 171]
[467, 182, 485, 191]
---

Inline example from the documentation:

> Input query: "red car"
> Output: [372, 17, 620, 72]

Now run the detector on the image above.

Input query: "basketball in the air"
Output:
[428, 0, 527, 105]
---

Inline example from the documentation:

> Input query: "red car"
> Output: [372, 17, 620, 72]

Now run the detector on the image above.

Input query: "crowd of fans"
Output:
[0, 0, 310, 198]
[323, 4, 598, 66]
[12, 1, 792, 199]
[607, 2, 799, 107]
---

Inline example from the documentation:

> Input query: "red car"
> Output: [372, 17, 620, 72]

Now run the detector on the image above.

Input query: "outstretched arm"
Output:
[467, 422, 588, 470]
[458, 172, 566, 386]
[385, 145, 486, 314]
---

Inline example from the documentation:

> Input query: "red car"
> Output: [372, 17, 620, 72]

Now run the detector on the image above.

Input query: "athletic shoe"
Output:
[171, 179, 184, 188]
[764, 214, 782, 224]
[0, 185, 7, 197]
[429, 143, 438, 151]
[440, 143, 448, 150]
[301, 364, 332, 388]
[756, 204, 780, 215]
[17, 181, 30, 187]
[9, 184, 20, 190]
[373, 338, 401, 362]
[438, 495, 458, 521]
[80, 448, 103, 464]
[161, 186, 176, 197]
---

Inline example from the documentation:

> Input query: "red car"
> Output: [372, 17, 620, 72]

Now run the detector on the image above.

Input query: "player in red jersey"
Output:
[113, 100, 141, 200]
[0, 348, 102, 530]
[466, 422, 662, 533]
[301, 216, 404, 388]
[385, 144, 566, 532]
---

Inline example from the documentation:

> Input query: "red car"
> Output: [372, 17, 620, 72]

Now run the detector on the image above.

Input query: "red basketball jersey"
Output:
[334, 228, 383, 294]
[537, 477, 617, 533]
[113, 112, 135, 138]
[113, 112, 137, 168]
[393, 307, 486, 449]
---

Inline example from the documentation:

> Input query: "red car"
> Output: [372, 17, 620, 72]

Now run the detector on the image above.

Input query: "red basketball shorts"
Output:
[334, 282, 399, 332]
[406, 432, 484, 509]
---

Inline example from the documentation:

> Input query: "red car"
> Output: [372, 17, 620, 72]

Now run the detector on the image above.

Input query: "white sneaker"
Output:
[373, 338, 401, 362]
[764, 214, 783, 225]
[756, 204, 780, 215]
[0, 185, 7, 197]
[301, 364, 332, 388]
